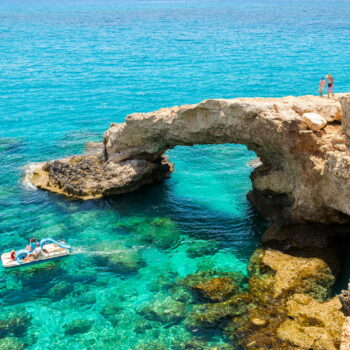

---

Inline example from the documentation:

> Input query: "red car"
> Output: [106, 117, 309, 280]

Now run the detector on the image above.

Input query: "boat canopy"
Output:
[13, 238, 71, 264]
[15, 249, 29, 264]
[40, 238, 71, 250]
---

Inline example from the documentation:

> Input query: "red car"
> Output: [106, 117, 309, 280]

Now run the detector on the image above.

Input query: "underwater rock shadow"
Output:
[0, 137, 27, 156]
[106, 180, 266, 236]
[36, 168, 266, 237]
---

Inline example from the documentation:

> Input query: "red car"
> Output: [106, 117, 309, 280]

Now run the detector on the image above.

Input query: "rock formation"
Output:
[341, 317, 350, 350]
[27, 94, 350, 223]
[29, 154, 172, 200]
[25, 94, 350, 349]
[171, 241, 344, 350]
[226, 247, 344, 350]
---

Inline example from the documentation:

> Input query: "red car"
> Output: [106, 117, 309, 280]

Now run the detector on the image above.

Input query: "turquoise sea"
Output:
[1, 0, 350, 349]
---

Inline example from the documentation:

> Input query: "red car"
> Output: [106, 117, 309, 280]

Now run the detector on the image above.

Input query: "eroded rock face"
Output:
[192, 277, 239, 302]
[27, 94, 350, 223]
[29, 154, 172, 199]
[341, 317, 350, 350]
[302, 112, 327, 131]
[225, 247, 344, 350]
[103, 94, 350, 223]
[277, 294, 344, 350]
[252, 249, 335, 300]
[340, 283, 350, 316]
[170, 241, 344, 350]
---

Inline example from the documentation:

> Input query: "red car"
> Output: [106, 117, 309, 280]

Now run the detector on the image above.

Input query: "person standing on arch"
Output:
[318, 77, 326, 96]
[326, 74, 334, 98]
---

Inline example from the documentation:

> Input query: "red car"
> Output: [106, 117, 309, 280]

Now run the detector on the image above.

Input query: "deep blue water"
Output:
[1, 0, 350, 348]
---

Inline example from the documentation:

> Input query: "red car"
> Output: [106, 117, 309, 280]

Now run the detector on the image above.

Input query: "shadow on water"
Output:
[333, 238, 350, 294]
[104, 180, 265, 259]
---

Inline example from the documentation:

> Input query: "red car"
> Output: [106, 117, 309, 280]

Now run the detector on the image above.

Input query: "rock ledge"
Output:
[27, 94, 350, 224]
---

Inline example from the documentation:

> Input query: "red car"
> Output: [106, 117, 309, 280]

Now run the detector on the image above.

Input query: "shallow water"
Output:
[1, 0, 350, 348]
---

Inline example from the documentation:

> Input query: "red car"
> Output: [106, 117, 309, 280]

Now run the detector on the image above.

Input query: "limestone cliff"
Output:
[28, 94, 350, 223]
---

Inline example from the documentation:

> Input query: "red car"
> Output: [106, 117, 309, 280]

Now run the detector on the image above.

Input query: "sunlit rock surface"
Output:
[28, 94, 350, 223]
[227, 247, 344, 350]
[278, 294, 344, 350]
[29, 154, 172, 199]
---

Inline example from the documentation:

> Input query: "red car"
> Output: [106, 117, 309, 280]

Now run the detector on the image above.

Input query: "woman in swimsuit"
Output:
[10, 250, 16, 261]
[326, 74, 334, 98]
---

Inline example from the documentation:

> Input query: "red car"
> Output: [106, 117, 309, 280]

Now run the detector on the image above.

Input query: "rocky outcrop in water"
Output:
[28, 94, 350, 223]
[29, 154, 172, 199]
[224, 247, 344, 350]
[166, 223, 348, 350]
[167, 236, 345, 350]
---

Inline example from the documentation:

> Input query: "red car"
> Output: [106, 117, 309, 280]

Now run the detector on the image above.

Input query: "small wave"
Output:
[247, 157, 262, 168]
[21, 163, 41, 191]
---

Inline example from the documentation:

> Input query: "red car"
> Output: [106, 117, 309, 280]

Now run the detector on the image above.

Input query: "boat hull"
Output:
[1, 243, 71, 268]
[1, 253, 70, 269]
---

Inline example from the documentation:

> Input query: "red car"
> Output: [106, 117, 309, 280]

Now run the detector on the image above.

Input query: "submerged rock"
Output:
[178, 270, 246, 291]
[172, 338, 208, 350]
[148, 270, 178, 293]
[139, 296, 186, 324]
[117, 216, 181, 250]
[171, 286, 194, 304]
[186, 240, 219, 259]
[185, 294, 250, 331]
[48, 281, 72, 300]
[192, 277, 240, 302]
[0, 311, 32, 338]
[107, 249, 144, 272]
[63, 319, 94, 335]
[0, 337, 24, 350]
[0, 137, 25, 154]
[100, 300, 123, 326]
[140, 217, 180, 249]
[133, 342, 167, 350]
[76, 291, 97, 306]
[133, 318, 154, 334]
[172, 337, 236, 350]
[223, 246, 344, 350]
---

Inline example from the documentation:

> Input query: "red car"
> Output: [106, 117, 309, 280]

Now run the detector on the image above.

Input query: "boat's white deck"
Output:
[1, 243, 70, 268]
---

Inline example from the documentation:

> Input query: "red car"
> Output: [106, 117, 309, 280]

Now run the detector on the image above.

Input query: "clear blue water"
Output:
[1, 0, 350, 348]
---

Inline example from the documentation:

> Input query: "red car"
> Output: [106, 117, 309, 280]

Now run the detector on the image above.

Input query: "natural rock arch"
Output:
[29, 94, 350, 224]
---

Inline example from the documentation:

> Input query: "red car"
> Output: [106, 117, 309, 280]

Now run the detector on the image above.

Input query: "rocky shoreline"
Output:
[125, 223, 349, 350]
[28, 94, 350, 224]
[25, 94, 350, 349]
